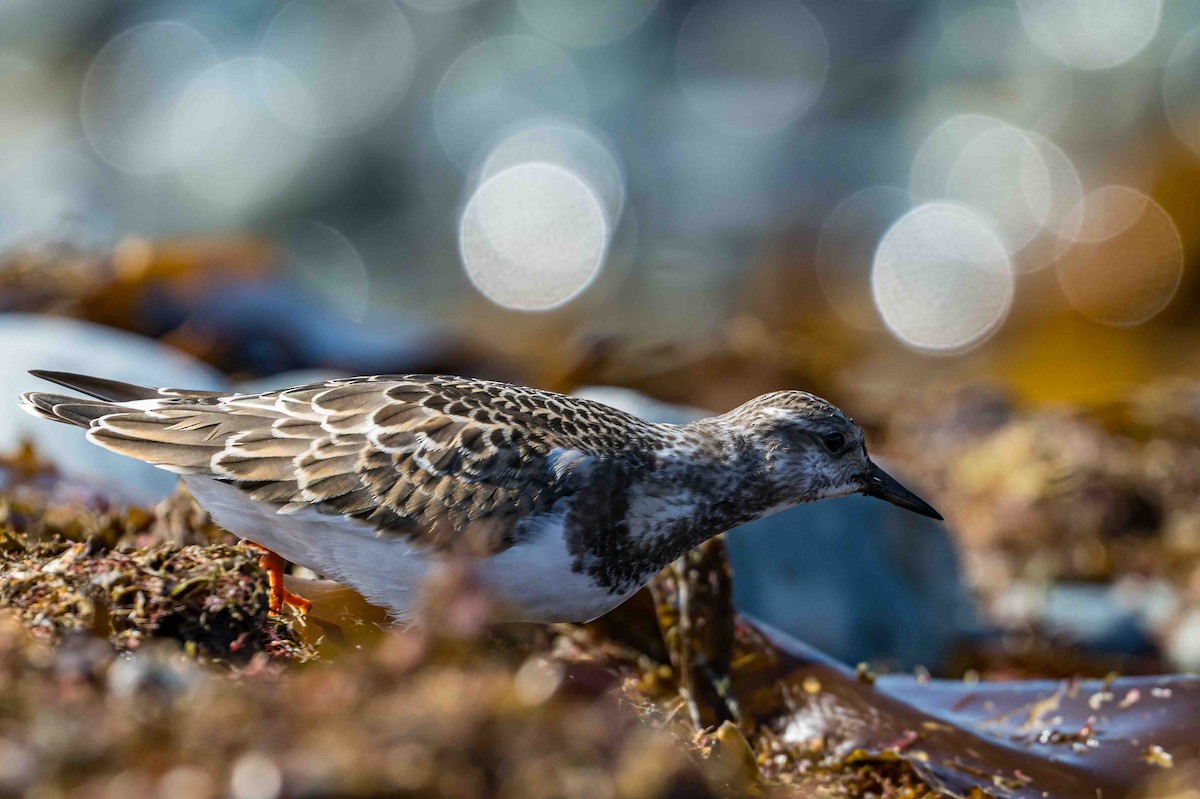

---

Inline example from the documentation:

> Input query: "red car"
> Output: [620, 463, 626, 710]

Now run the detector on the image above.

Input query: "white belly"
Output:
[183, 477, 639, 623]
[478, 510, 641, 622]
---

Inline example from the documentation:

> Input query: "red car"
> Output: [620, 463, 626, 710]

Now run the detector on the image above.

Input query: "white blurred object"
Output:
[945, 127, 1049, 250]
[434, 37, 587, 169]
[910, 115, 1081, 272]
[872, 202, 1014, 352]
[1055, 186, 1183, 326]
[0, 314, 226, 503]
[676, 0, 828, 134]
[459, 163, 607, 311]
[516, 0, 660, 48]
[260, 0, 415, 137]
[477, 120, 625, 226]
[1016, 0, 1162, 71]
[910, 114, 1007, 203]
[171, 57, 315, 211]
[81, 21, 221, 174]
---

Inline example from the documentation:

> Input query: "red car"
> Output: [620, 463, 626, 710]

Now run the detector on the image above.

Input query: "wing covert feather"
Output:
[85, 375, 645, 554]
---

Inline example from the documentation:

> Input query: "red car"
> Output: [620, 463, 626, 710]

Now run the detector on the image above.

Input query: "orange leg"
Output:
[246, 543, 312, 615]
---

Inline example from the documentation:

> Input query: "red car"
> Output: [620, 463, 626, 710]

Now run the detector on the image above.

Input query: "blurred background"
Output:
[4, 0, 1200, 677]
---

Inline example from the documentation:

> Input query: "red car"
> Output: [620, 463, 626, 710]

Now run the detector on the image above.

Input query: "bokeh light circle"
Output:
[910, 114, 1007, 202]
[81, 22, 221, 174]
[434, 37, 588, 170]
[944, 124, 1051, 252]
[871, 202, 1014, 352]
[260, 0, 415, 137]
[171, 58, 314, 210]
[1016, 0, 1162, 71]
[910, 115, 1082, 271]
[676, 0, 828, 134]
[459, 163, 607, 311]
[930, 5, 1075, 133]
[815, 186, 912, 331]
[478, 121, 625, 225]
[1164, 27, 1200, 158]
[1056, 186, 1183, 326]
[515, 0, 660, 48]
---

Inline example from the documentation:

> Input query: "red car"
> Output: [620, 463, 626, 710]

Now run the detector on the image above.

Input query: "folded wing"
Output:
[21, 373, 615, 555]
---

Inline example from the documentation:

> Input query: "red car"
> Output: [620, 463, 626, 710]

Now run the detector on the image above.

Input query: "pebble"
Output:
[0, 313, 226, 503]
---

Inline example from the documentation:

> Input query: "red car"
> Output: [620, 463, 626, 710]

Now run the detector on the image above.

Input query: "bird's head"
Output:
[719, 391, 942, 520]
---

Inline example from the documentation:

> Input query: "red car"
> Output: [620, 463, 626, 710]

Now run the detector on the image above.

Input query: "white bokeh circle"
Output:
[459, 163, 607, 311]
[171, 58, 315, 210]
[477, 120, 625, 225]
[872, 202, 1014, 352]
[1016, 0, 1162, 70]
[81, 22, 221, 174]
[260, 0, 415, 137]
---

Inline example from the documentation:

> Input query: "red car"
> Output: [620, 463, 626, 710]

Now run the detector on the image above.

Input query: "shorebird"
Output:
[20, 371, 940, 622]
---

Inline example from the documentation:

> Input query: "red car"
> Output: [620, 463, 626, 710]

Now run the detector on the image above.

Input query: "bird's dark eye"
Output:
[820, 431, 846, 453]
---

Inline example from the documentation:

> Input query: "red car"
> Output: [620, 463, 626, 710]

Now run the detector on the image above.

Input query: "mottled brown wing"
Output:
[87, 376, 616, 554]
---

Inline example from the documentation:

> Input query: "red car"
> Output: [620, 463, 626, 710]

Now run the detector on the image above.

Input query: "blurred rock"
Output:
[139, 278, 488, 379]
[0, 313, 226, 503]
[890, 382, 1200, 672]
[1040, 582, 1157, 658]
[574, 385, 976, 669]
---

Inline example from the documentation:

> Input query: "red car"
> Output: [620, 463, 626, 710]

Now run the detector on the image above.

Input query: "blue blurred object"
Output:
[1040, 582, 1158, 658]
[139, 278, 486, 378]
[726, 493, 975, 669]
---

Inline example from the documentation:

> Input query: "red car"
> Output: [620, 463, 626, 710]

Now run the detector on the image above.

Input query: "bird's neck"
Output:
[560, 420, 784, 596]
[641, 419, 784, 548]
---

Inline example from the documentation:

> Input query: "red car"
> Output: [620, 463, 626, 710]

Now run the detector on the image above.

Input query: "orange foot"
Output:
[246, 543, 312, 616]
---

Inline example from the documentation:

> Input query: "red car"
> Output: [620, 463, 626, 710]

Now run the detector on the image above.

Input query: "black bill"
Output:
[862, 461, 943, 520]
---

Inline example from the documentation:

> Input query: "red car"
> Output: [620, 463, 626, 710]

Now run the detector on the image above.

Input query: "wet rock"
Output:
[574, 385, 977, 669]
[1039, 582, 1160, 658]
[144, 278, 483, 378]
[0, 313, 226, 503]
[746, 619, 1200, 799]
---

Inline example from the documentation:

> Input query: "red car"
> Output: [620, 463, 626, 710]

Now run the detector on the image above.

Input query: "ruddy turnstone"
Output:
[19, 371, 940, 622]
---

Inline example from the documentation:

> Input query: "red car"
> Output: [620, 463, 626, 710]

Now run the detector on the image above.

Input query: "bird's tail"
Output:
[19, 391, 121, 428]
[19, 370, 165, 428]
